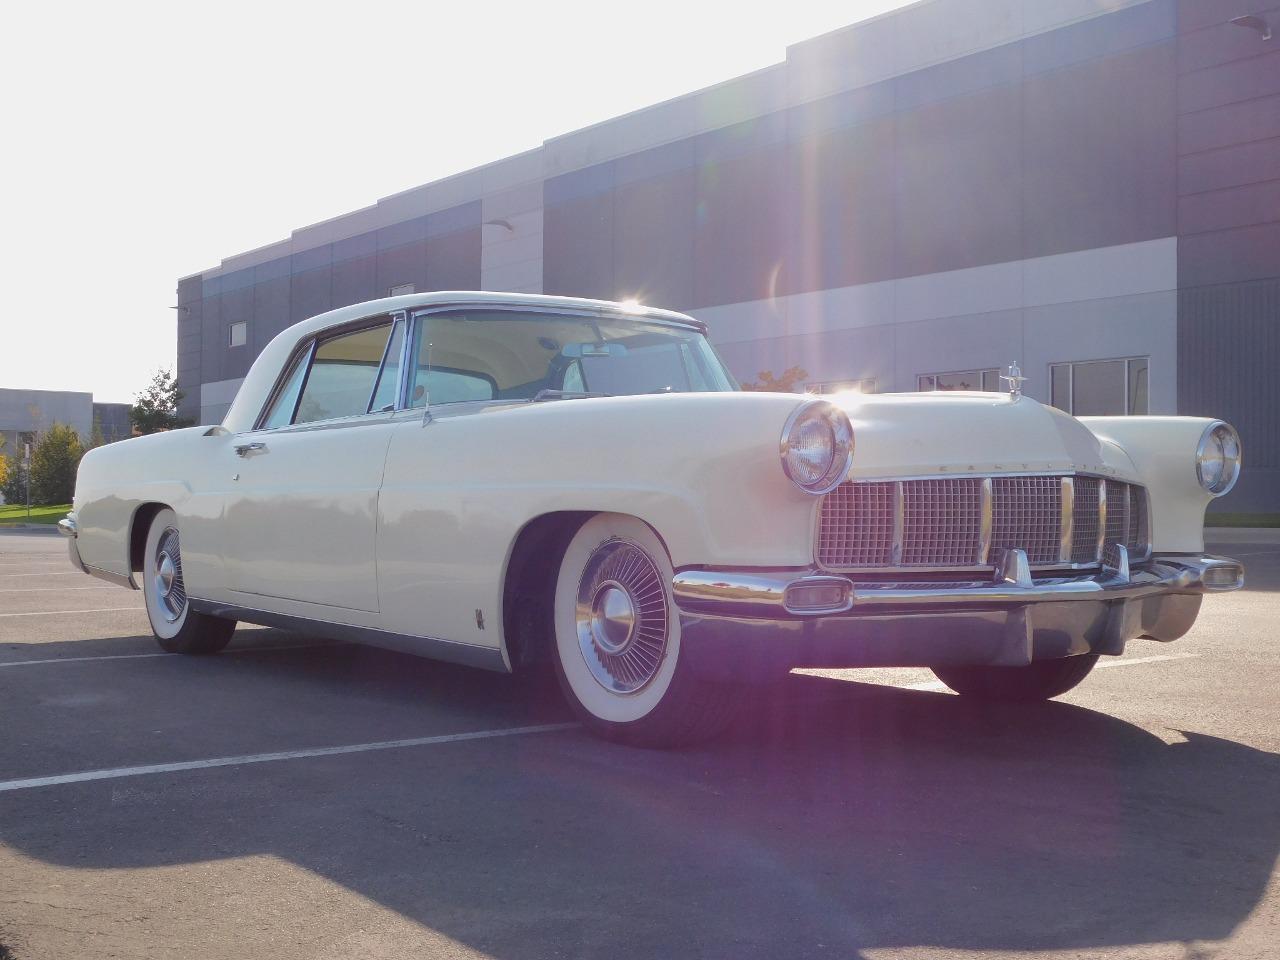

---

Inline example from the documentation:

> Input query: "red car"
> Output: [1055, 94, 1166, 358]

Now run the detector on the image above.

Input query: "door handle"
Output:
[234, 442, 267, 457]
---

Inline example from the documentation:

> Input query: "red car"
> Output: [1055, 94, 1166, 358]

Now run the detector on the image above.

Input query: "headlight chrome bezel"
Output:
[779, 399, 854, 495]
[1195, 420, 1242, 497]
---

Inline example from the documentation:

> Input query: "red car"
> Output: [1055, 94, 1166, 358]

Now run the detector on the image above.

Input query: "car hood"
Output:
[826, 391, 1140, 482]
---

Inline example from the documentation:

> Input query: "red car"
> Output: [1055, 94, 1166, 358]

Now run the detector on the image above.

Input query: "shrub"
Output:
[29, 423, 84, 505]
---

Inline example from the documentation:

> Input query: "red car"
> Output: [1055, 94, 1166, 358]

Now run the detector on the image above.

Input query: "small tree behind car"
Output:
[130, 368, 192, 435]
[30, 423, 84, 506]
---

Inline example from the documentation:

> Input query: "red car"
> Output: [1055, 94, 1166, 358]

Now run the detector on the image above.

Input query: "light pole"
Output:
[23, 440, 31, 519]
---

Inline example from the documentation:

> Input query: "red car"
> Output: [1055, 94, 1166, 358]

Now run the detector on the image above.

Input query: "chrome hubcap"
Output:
[589, 583, 636, 655]
[153, 528, 186, 623]
[575, 539, 668, 694]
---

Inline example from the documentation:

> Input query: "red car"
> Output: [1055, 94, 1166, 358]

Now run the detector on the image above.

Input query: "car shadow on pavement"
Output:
[1, 644, 1277, 959]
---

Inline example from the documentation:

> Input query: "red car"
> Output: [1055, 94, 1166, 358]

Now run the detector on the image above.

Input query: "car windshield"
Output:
[406, 309, 738, 406]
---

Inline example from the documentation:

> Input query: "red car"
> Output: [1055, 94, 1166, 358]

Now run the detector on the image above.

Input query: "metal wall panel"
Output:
[1178, 279, 1279, 511]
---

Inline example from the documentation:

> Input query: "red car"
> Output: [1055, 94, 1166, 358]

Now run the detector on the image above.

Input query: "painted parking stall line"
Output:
[0, 607, 141, 618]
[0, 723, 577, 794]
[0, 642, 345, 668]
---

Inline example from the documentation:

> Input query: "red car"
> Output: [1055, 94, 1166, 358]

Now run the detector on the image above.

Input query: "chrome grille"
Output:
[815, 481, 895, 567]
[816, 474, 1151, 570]
[902, 478, 982, 566]
[1130, 486, 1149, 552]
[1071, 476, 1101, 562]
[1105, 480, 1129, 549]
[990, 476, 1061, 564]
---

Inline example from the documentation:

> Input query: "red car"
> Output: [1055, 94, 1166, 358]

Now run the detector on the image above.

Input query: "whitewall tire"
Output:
[142, 508, 236, 655]
[551, 513, 736, 747]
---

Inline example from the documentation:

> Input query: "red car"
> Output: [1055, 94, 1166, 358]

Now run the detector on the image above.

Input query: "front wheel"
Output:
[551, 514, 737, 748]
[931, 654, 1099, 702]
[142, 508, 236, 655]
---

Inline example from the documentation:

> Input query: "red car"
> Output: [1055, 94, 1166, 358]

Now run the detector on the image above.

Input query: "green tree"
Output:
[129, 368, 191, 435]
[740, 366, 810, 392]
[0, 452, 23, 505]
[29, 423, 84, 505]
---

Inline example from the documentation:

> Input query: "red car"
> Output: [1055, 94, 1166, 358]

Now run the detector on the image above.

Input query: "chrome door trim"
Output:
[188, 598, 508, 673]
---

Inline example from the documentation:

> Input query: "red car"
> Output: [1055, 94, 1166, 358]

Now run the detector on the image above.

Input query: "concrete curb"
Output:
[0, 524, 61, 536]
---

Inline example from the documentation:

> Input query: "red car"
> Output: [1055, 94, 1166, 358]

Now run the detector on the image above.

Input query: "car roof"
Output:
[291, 291, 706, 340]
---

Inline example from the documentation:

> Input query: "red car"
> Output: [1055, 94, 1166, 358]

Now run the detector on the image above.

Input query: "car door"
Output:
[221, 314, 406, 613]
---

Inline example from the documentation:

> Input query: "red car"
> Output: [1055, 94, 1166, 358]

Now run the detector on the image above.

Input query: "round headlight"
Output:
[1196, 421, 1242, 496]
[780, 400, 854, 494]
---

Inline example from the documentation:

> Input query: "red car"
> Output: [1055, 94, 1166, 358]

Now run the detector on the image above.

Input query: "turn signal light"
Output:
[1201, 564, 1244, 590]
[783, 579, 853, 614]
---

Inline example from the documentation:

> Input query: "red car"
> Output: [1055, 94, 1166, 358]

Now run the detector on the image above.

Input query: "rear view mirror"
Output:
[561, 341, 628, 358]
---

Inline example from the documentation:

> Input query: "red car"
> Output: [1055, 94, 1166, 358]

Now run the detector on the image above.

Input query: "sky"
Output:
[0, 0, 913, 403]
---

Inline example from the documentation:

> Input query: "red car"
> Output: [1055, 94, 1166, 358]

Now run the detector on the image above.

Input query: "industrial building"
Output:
[0, 389, 130, 458]
[177, 0, 1279, 512]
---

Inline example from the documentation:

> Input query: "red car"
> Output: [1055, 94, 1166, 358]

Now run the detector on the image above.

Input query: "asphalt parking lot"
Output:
[1, 529, 1277, 960]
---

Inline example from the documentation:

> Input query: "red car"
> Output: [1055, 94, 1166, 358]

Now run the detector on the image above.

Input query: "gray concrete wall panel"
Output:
[1176, 48, 1280, 114]
[1178, 93, 1280, 155]
[1178, 278, 1279, 511]
[330, 254, 377, 311]
[1022, 42, 1177, 258]
[612, 167, 696, 308]
[894, 84, 1024, 277]
[425, 226, 482, 291]
[542, 189, 614, 300]
[375, 240, 429, 298]
[289, 266, 332, 325]
[1179, 180, 1280, 236]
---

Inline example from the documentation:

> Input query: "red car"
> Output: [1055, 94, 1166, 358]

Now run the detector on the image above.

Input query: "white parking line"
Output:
[0, 723, 577, 794]
[899, 652, 1200, 692]
[0, 586, 117, 593]
[0, 572, 85, 578]
[0, 607, 141, 617]
[0, 642, 343, 668]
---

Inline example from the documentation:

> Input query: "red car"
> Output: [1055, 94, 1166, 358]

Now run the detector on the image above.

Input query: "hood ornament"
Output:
[1000, 362, 1027, 399]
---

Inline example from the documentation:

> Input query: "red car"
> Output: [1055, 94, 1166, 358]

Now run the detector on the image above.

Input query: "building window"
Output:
[229, 321, 247, 348]
[809, 378, 876, 395]
[1050, 358, 1148, 416]
[389, 283, 415, 297]
[918, 369, 1001, 392]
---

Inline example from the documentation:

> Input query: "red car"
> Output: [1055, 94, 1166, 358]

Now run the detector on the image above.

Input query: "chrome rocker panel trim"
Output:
[672, 551, 1243, 682]
[187, 598, 508, 673]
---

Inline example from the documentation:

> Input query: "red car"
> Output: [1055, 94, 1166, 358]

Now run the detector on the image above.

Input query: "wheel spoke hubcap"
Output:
[575, 539, 669, 694]
[153, 528, 187, 622]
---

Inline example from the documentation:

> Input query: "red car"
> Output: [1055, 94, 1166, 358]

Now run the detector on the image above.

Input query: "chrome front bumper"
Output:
[672, 549, 1244, 682]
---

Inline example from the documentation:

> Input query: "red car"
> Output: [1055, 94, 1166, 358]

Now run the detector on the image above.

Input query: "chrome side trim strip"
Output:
[1097, 480, 1108, 562]
[977, 478, 993, 565]
[891, 481, 905, 566]
[82, 563, 138, 590]
[1058, 476, 1074, 564]
[187, 599, 508, 672]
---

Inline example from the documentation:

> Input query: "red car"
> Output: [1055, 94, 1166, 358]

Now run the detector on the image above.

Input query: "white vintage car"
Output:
[62, 292, 1245, 746]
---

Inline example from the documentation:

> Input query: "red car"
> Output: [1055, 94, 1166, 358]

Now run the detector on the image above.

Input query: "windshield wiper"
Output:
[530, 389, 613, 402]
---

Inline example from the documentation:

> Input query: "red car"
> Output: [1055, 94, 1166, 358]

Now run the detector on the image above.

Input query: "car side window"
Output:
[260, 348, 309, 429]
[367, 319, 405, 413]
[293, 322, 393, 425]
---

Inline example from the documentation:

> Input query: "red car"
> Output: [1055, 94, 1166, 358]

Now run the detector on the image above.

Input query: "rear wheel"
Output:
[931, 654, 1099, 702]
[551, 514, 737, 748]
[142, 508, 236, 654]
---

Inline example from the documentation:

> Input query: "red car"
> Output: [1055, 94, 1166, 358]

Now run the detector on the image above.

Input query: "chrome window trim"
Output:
[812, 470, 1152, 574]
[252, 314, 406, 432]
[403, 302, 734, 412]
